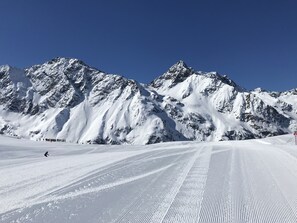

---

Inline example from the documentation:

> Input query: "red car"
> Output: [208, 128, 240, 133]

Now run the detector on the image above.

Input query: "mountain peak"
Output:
[0, 65, 15, 74]
[0, 58, 296, 145]
[150, 60, 194, 88]
[45, 57, 88, 67]
[168, 60, 190, 73]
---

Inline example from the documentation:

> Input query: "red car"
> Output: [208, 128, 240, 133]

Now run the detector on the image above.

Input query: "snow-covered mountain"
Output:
[0, 58, 296, 144]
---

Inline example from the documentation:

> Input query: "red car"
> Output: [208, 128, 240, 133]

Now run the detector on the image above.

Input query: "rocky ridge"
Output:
[0, 58, 296, 144]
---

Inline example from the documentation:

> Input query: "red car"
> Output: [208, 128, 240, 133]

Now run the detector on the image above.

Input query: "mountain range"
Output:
[0, 57, 296, 144]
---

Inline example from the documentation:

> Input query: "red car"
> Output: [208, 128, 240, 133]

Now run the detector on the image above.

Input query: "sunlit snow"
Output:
[1, 134, 297, 222]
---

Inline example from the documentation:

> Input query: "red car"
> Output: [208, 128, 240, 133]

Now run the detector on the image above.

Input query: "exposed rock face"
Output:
[0, 58, 296, 144]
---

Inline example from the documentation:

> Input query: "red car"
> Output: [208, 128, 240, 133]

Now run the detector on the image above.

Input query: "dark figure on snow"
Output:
[44, 151, 49, 157]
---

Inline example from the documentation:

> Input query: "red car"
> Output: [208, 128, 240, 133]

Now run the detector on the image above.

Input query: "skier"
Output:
[44, 151, 49, 157]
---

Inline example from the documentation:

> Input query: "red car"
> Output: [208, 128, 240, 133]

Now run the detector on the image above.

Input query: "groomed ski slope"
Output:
[1, 135, 297, 223]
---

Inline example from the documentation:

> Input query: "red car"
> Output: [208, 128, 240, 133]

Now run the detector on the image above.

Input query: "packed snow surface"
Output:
[1, 134, 297, 222]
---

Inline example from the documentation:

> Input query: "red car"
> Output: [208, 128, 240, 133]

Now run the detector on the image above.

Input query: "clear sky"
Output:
[0, 0, 296, 91]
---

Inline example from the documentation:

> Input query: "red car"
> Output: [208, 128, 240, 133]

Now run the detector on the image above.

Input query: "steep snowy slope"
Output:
[149, 61, 296, 141]
[0, 58, 296, 144]
[1, 134, 297, 222]
[0, 58, 173, 144]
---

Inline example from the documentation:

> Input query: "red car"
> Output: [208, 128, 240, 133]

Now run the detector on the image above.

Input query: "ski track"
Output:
[2, 136, 297, 222]
[111, 148, 198, 223]
[161, 147, 212, 223]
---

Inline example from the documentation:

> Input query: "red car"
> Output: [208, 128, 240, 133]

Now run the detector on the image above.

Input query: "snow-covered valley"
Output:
[1, 134, 297, 222]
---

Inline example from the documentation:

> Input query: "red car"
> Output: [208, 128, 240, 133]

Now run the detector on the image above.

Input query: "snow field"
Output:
[1, 135, 297, 222]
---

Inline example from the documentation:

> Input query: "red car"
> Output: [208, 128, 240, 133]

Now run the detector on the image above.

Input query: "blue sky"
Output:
[0, 0, 296, 91]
